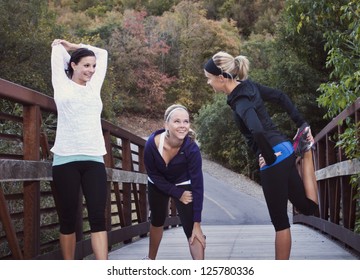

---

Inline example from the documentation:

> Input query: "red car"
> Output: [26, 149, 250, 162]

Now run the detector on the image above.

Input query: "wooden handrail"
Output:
[0, 78, 180, 259]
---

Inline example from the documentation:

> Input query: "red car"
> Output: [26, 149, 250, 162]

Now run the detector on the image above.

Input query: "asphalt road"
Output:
[201, 171, 272, 225]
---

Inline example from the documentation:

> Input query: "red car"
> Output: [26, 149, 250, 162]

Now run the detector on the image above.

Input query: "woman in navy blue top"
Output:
[144, 104, 205, 260]
[204, 51, 318, 260]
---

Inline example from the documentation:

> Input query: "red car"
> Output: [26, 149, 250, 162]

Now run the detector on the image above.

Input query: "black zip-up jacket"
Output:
[227, 79, 305, 165]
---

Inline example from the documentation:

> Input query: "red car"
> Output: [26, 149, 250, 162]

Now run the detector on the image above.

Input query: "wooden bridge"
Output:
[0, 78, 359, 260]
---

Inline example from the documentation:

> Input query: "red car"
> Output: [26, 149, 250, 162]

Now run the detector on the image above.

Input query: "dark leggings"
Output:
[52, 161, 107, 234]
[148, 182, 194, 238]
[260, 153, 318, 231]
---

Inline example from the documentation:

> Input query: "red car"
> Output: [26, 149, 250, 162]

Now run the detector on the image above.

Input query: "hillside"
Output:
[117, 113, 162, 138]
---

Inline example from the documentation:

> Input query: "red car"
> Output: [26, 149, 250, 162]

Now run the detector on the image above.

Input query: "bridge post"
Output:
[137, 146, 148, 225]
[122, 138, 133, 243]
[0, 187, 23, 259]
[102, 130, 113, 251]
[22, 105, 41, 259]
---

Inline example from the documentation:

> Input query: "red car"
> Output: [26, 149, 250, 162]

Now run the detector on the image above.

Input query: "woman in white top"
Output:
[50, 39, 108, 260]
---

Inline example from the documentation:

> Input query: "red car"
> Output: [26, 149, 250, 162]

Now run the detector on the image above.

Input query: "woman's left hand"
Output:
[189, 222, 206, 249]
[180, 190, 193, 204]
[307, 128, 315, 144]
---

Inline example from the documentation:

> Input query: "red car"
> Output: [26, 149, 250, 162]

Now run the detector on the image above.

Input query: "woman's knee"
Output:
[273, 222, 290, 232]
[89, 217, 106, 232]
[59, 220, 77, 234]
[271, 214, 290, 232]
[150, 212, 167, 227]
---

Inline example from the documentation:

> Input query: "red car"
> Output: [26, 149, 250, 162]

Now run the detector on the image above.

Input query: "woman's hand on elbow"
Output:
[179, 190, 192, 204]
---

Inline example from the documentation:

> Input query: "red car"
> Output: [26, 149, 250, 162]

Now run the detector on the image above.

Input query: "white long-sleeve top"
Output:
[50, 44, 108, 156]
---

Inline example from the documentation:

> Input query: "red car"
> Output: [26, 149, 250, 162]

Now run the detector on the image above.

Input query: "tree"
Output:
[314, 1, 360, 118]
[291, 0, 360, 151]
[291, 0, 360, 232]
[204, 0, 285, 38]
[0, 0, 59, 93]
[108, 10, 175, 116]
[256, 0, 332, 135]
[156, 0, 242, 113]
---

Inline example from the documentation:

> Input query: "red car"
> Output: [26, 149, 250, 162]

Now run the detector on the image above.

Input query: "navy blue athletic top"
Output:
[144, 129, 204, 222]
[227, 79, 306, 165]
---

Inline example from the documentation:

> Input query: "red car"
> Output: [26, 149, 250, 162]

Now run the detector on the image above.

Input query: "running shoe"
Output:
[296, 136, 314, 158]
[293, 122, 313, 158]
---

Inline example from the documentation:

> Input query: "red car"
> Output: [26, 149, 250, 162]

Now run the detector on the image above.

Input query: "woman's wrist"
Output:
[72, 43, 82, 50]
[193, 222, 201, 228]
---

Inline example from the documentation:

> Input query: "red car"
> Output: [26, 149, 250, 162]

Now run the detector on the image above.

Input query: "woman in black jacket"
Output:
[203, 51, 318, 260]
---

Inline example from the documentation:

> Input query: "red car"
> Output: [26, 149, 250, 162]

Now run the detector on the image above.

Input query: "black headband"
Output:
[204, 58, 233, 79]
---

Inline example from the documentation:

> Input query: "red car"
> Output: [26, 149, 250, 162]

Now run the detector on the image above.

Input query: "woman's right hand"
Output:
[180, 190, 193, 204]
[259, 152, 282, 168]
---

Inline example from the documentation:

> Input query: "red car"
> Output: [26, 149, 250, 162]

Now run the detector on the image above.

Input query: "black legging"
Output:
[260, 153, 318, 231]
[52, 161, 107, 234]
[148, 182, 194, 238]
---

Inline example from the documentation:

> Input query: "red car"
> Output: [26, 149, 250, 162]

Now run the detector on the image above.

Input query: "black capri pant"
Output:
[52, 161, 107, 234]
[260, 153, 318, 231]
[148, 182, 194, 238]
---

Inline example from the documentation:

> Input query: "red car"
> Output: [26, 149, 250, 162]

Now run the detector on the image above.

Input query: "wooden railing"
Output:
[294, 97, 360, 255]
[0, 78, 180, 259]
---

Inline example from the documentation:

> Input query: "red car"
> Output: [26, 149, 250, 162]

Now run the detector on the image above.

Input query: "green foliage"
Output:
[0, 100, 23, 156]
[316, 1, 360, 118]
[0, 0, 59, 93]
[108, 10, 176, 116]
[144, 0, 181, 16]
[157, 1, 242, 113]
[269, 1, 330, 134]
[335, 118, 360, 233]
[286, 0, 359, 118]
[293, 0, 360, 232]
[215, 0, 285, 38]
[336, 119, 360, 160]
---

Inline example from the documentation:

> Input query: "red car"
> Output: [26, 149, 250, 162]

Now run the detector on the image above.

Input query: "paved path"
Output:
[108, 224, 358, 260]
[201, 171, 271, 225]
[108, 170, 358, 260]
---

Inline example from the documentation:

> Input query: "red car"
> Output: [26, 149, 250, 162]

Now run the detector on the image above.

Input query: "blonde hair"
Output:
[164, 104, 196, 141]
[212, 51, 250, 81]
[164, 104, 188, 122]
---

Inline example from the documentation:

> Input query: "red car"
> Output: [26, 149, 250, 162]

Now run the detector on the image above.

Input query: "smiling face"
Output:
[204, 70, 225, 93]
[165, 108, 190, 141]
[71, 56, 96, 86]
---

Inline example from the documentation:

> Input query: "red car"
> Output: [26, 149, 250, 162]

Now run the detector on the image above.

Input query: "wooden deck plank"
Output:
[108, 224, 359, 260]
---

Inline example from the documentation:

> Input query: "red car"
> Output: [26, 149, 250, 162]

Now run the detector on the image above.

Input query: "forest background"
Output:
[0, 0, 359, 181]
